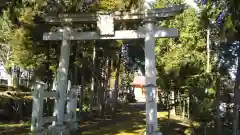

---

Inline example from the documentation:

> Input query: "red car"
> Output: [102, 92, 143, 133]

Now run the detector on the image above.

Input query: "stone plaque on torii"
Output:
[41, 3, 185, 135]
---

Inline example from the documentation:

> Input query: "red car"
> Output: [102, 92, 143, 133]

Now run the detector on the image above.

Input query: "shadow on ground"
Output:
[0, 123, 30, 135]
[0, 103, 189, 135]
[79, 103, 189, 135]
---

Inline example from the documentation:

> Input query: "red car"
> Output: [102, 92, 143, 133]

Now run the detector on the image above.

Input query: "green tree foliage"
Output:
[154, 1, 240, 134]
[155, 0, 219, 127]
[0, 0, 47, 68]
[199, 0, 240, 40]
[155, 5, 206, 90]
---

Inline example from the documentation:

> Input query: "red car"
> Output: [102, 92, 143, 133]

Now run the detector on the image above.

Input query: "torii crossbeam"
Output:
[43, 28, 178, 40]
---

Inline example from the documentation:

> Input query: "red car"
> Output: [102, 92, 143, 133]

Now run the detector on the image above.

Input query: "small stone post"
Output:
[31, 81, 46, 134]
[67, 86, 78, 131]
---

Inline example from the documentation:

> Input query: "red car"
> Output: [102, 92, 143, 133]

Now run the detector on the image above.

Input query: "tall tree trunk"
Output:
[98, 58, 106, 117]
[12, 64, 17, 88]
[177, 89, 180, 115]
[204, 122, 207, 135]
[215, 74, 221, 135]
[16, 67, 20, 89]
[27, 70, 31, 87]
[182, 99, 186, 118]
[46, 46, 54, 116]
[106, 59, 112, 88]
[170, 91, 176, 116]
[15, 67, 23, 121]
[71, 45, 77, 86]
[112, 51, 121, 112]
[233, 53, 240, 135]
[89, 46, 96, 111]
[71, 44, 81, 118]
[104, 58, 112, 110]
[80, 70, 84, 112]
[187, 90, 190, 120]
[167, 91, 170, 120]
[18, 69, 22, 86]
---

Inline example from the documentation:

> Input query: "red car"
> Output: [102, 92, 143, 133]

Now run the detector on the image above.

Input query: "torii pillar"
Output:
[49, 27, 71, 135]
[143, 16, 160, 135]
[142, 2, 185, 135]
[143, 1, 161, 135]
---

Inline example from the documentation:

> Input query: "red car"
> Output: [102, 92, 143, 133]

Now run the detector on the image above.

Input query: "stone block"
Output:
[48, 125, 70, 135]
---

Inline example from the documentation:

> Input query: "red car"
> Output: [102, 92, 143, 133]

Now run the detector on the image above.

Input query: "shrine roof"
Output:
[133, 76, 145, 86]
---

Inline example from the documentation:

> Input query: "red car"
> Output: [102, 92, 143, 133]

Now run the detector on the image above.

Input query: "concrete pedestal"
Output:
[48, 125, 70, 135]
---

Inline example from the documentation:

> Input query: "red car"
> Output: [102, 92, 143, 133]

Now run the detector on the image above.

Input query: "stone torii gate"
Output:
[41, 4, 185, 135]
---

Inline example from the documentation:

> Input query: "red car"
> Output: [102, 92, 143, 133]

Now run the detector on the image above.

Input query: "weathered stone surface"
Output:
[48, 125, 70, 135]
